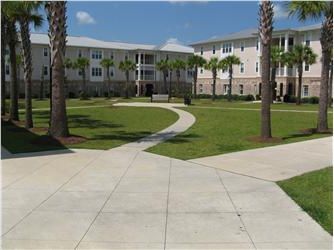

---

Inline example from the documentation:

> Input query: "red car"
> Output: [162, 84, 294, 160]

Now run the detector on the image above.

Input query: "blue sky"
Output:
[34, 1, 319, 46]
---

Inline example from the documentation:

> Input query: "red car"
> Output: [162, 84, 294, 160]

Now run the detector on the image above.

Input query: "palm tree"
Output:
[288, 1, 332, 131]
[73, 57, 90, 99]
[329, 50, 333, 108]
[119, 59, 136, 98]
[270, 46, 284, 102]
[64, 57, 73, 98]
[3, 2, 19, 121]
[45, 1, 69, 137]
[172, 59, 186, 96]
[100, 58, 114, 98]
[15, 1, 43, 128]
[204, 57, 221, 101]
[187, 55, 207, 98]
[283, 45, 317, 105]
[1, 8, 6, 116]
[259, 0, 274, 139]
[39, 65, 45, 100]
[167, 60, 174, 98]
[156, 59, 169, 94]
[220, 55, 241, 102]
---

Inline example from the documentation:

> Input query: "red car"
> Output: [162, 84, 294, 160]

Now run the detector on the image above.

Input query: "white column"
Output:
[284, 33, 288, 76]
[138, 52, 141, 81]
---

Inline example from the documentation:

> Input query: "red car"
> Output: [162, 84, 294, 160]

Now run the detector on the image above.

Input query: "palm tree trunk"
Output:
[82, 69, 86, 98]
[296, 65, 303, 105]
[317, 49, 330, 132]
[40, 66, 44, 100]
[1, 15, 6, 116]
[212, 70, 216, 101]
[7, 21, 19, 121]
[271, 67, 276, 103]
[19, 19, 33, 128]
[193, 67, 198, 98]
[107, 67, 111, 98]
[125, 71, 129, 98]
[228, 66, 232, 102]
[169, 71, 172, 98]
[328, 60, 333, 108]
[261, 43, 272, 138]
[176, 71, 180, 96]
[163, 72, 167, 94]
[47, 1, 69, 137]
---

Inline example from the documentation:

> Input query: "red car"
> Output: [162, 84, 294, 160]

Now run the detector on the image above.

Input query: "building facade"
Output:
[190, 24, 322, 98]
[5, 34, 194, 98]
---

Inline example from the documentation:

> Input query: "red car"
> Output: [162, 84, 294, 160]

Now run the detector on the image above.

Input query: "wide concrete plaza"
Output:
[1, 103, 332, 249]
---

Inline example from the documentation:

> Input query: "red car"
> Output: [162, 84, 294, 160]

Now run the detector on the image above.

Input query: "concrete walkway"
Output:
[190, 137, 333, 181]
[1, 103, 332, 249]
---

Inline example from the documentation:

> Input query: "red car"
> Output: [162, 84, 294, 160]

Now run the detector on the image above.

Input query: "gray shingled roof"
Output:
[29, 33, 193, 53]
[189, 23, 322, 46]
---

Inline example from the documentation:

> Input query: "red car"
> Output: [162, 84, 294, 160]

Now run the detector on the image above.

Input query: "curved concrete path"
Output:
[1, 103, 332, 249]
[113, 102, 196, 151]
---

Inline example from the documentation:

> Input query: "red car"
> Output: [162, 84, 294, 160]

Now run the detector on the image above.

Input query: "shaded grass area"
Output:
[278, 167, 333, 234]
[2, 106, 178, 154]
[147, 107, 332, 160]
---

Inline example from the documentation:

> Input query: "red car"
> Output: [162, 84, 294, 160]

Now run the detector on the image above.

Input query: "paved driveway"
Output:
[1, 103, 332, 249]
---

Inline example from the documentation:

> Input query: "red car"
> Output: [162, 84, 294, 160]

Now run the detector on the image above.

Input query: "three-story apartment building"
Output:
[5, 33, 194, 97]
[190, 24, 322, 98]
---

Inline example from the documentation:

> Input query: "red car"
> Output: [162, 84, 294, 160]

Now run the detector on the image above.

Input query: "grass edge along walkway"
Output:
[278, 167, 333, 235]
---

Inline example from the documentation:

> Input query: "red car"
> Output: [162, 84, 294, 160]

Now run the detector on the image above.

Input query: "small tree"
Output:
[156, 59, 169, 94]
[270, 46, 284, 102]
[73, 57, 89, 100]
[204, 57, 221, 101]
[187, 55, 207, 98]
[119, 60, 136, 98]
[172, 59, 186, 96]
[64, 57, 73, 98]
[220, 55, 241, 102]
[284, 45, 317, 105]
[100, 58, 114, 99]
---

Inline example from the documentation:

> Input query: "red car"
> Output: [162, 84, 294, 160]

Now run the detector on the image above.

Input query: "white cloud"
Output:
[166, 37, 183, 44]
[273, 3, 289, 19]
[76, 11, 96, 25]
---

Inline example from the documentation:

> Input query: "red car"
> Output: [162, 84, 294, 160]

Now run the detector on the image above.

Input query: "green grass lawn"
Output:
[2, 106, 178, 154]
[278, 167, 333, 234]
[147, 107, 333, 160]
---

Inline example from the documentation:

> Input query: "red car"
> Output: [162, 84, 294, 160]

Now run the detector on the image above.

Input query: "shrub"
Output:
[255, 94, 261, 100]
[302, 96, 319, 104]
[239, 94, 255, 101]
[68, 92, 76, 98]
[79, 91, 90, 100]
[283, 95, 296, 103]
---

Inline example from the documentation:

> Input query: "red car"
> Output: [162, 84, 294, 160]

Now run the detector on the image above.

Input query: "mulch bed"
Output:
[31, 135, 87, 146]
[247, 136, 283, 143]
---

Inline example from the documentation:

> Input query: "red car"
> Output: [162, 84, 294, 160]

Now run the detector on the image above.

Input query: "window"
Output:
[92, 50, 102, 59]
[110, 67, 114, 77]
[255, 62, 259, 73]
[222, 68, 227, 73]
[240, 62, 245, 73]
[200, 47, 203, 55]
[91, 67, 102, 77]
[303, 85, 309, 97]
[223, 84, 229, 94]
[125, 53, 129, 60]
[239, 84, 244, 95]
[78, 49, 82, 58]
[5, 64, 9, 75]
[212, 45, 215, 54]
[256, 39, 259, 51]
[166, 54, 169, 60]
[110, 51, 114, 60]
[199, 84, 203, 93]
[78, 69, 83, 76]
[187, 69, 193, 78]
[200, 68, 203, 74]
[240, 41, 245, 52]
[222, 43, 232, 54]
[305, 64, 310, 72]
[5, 48, 9, 55]
[43, 48, 48, 57]
[43, 65, 48, 76]
[305, 40, 310, 46]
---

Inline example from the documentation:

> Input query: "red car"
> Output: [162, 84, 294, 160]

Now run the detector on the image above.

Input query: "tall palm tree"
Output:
[119, 59, 136, 98]
[15, 1, 43, 128]
[156, 59, 169, 94]
[172, 59, 186, 96]
[187, 55, 207, 98]
[259, 0, 274, 139]
[220, 55, 241, 102]
[289, 1, 332, 131]
[3, 2, 19, 121]
[73, 57, 90, 99]
[167, 60, 174, 98]
[100, 58, 114, 99]
[204, 57, 221, 101]
[45, 1, 69, 137]
[1, 7, 7, 116]
[64, 57, 73, 98]
[329, 50, 333, 108]
[270, 46, 284, 102]
[283, 45, 317, 105]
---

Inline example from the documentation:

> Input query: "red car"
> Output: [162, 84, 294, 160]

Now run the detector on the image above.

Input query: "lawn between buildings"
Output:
[278, 167, 333, 235]
[2, 97, 333, 155]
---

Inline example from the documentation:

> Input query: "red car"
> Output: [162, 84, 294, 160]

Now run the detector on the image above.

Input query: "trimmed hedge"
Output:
[195, 94, 255, 101]
[302, 96, 319, 104]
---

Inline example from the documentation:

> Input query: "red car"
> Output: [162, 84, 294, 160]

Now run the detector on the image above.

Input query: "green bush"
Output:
[283, 95, 297, 103]
[239, 94, 255, 101]
[302, 96, 319, 104]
